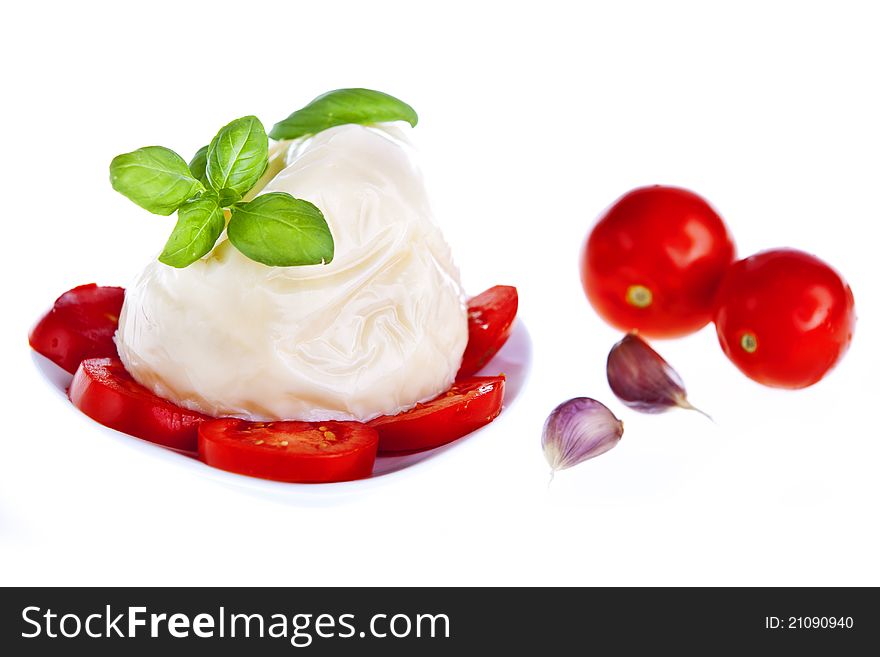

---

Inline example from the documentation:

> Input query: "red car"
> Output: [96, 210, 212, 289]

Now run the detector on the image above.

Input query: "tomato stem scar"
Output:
[626, 285, 653, 308]
[740, 333, 758, 353]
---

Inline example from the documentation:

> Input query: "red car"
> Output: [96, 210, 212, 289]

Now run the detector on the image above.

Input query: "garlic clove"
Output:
[542, 397, 623, 478]
[606, 332, 710, 419]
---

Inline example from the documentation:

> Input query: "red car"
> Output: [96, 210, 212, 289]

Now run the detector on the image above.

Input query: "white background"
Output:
[2, 0, 878, 586]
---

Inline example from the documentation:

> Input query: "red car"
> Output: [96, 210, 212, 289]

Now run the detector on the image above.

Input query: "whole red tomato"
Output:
[581, 186, 736, 338]
[713, 248, 855, 389]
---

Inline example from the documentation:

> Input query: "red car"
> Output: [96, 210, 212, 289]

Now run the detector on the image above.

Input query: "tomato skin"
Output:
[458, 285, 518, 379]
[713, 249, 856, 389]
[581, 186, 736, 338]
[198, 419, 378, 483]
[69, 358, 209, 452]
[29, 284, 125, 373]
[369, 376, 505, 453]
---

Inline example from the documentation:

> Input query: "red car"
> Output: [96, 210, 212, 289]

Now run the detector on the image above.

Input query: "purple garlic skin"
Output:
[606, 332, 706, 416]
[542, 397, 623, 472]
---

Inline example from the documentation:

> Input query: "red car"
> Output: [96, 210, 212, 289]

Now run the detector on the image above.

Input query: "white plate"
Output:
[31, 321, 532, 499]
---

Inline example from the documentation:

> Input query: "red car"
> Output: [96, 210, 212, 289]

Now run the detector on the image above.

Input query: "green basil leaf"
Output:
[188, 145, 209, 183]
[216, 187, 243, 208]
[158, 194, 225, 268]
[269, 88, 418, 141]
[110, 146, 203, 216]
[227, 193, 334, 267]
[206, 116, 269, 204]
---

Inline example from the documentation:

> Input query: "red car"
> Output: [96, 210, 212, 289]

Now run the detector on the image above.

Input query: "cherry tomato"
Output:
[713, 249, 855, 389]
[29, 284, 125, 373]
[369, 375, 505, 453]
[581, 186, 736, 338]
[198, 419, 378, 483]
[69, 358, 208, 452]
[457, 285, 518, 378]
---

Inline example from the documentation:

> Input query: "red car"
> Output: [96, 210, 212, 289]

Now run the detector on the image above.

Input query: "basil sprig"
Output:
[109, 117, 333, 268]
[110, 90, 418, 267]
[269, 88, 418, 141]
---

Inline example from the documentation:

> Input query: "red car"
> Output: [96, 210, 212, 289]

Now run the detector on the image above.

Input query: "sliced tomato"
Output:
[69, 358, 208, 452]
[369, 375, 505, 453]
[198, 419, 378, 483]
[29, 284, 125, 374]
[457, 286, 518, 379]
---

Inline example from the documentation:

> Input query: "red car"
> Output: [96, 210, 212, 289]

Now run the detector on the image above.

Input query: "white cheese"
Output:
[116, 122, 467, 421]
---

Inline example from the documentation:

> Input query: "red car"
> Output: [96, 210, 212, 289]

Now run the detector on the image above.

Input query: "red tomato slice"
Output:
[29, 284, 125, 374]
[369, 376, 505, 453]
[198, 419, 379, 483]
[69, 358, 208, 452]
[457, 286, 518, 379]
